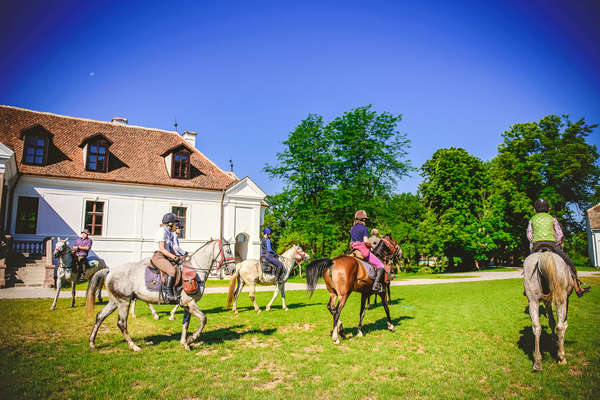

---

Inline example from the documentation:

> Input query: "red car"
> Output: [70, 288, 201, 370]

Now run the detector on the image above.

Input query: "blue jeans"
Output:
[264, 255, 284, 269]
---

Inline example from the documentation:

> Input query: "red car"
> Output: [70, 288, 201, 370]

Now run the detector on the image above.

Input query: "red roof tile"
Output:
[0, 106, 237, 191]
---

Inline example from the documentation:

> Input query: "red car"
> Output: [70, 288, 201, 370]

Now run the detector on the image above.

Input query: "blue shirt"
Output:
[261, 237, 277, 257]
[350, 224, 369, 242]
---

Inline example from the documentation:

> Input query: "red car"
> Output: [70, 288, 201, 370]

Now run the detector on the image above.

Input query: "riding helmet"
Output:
[534, 199, 549, 213]
[162, 213, 180, 225]
[264, 227, 273, 235]
[354, 210, 368, 220]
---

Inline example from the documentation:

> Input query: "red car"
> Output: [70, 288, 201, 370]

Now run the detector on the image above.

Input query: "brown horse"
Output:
[305, 256, 394, 344]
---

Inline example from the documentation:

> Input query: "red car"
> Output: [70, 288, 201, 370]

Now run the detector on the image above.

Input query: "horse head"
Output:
[53, 237, 71, 258]
[292, 244, 310, 264]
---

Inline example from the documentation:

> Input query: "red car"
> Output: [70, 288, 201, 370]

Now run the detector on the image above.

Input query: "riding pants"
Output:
[264, 255, 284, 269]
[351, 242, 385, 269]
[531, 241, 577, 278]
[151, 251, 177, 277]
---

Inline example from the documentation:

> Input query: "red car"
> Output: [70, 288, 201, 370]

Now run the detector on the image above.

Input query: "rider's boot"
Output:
[79, 260, 89, 281]
[165, 275, 179, 304]
[574, 277, 591, 298]
[372, 268, 385, 293]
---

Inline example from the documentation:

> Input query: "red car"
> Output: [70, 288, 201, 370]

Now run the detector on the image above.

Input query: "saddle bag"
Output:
[181, 267, 198, 295]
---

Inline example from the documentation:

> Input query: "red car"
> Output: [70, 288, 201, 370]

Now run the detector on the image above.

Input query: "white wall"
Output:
[10, 176, 265, 268]
[590, 230, 599, 267]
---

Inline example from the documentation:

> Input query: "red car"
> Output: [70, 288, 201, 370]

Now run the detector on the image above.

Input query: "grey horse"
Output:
[86, 239, 235, 351]
[50, 238, 107, 310]
[523, 250, 574, 371]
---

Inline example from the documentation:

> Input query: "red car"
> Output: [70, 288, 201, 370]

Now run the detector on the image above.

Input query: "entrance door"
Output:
[235, 233, 248, 263]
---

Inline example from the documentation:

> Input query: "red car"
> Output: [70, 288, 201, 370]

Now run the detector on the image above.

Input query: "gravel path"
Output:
[0, 268, 598, 299]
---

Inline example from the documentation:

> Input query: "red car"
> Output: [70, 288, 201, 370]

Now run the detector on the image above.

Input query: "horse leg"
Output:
[265, 285, 280, 311]
[528, 299, 543, 371]
[232, 281, 245, 314]
[50, 276, 62, 310]
[70, 280, 76, 308]
[96, 274, 104, 303]
[185, 302, 207, 347]
[169, 305, 179, 321]
[148, 303, 160, 320]
[130, 298, 138, 318]
[180, 307, 191, 350]
[380, 291, 394, 331]
[89, 300, 118, 350]
[555, 299, 569, 365]
[116, 300, 140, 352]
[332, 294, 349, 344]
[544, 301, 556, 337]
[249, 283, 261, 313]
[280, 284, 288, 311]
[357, 293, 368, 337]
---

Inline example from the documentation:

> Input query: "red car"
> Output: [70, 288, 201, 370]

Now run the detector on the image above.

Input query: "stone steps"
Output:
[7, 255, 52, 287]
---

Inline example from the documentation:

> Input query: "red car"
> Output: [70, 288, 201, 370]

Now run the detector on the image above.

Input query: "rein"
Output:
[184, 240, 235, 274]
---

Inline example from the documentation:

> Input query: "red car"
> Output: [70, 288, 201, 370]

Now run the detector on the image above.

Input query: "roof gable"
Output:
[226, 176, 267, 200]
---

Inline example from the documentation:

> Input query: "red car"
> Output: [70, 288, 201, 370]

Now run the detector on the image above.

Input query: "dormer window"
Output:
[79, 134, 112, 173]
[20, 125, 52, 166]
[86, 139, 109, 172]
[172, 150, 191, 179]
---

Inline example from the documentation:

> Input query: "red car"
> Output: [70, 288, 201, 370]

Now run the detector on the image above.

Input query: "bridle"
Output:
[185, 239, 235, 274]
[214, 239, 236, 271]
[295, 246, 308, 262]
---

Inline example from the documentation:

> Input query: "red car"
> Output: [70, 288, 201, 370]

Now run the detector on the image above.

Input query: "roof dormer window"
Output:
[86, 138, 109, 172]
[20, 125, 52, 166]
[172, 150, 191, 179]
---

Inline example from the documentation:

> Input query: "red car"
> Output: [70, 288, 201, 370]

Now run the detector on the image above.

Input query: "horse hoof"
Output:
[388, 324, 395, 331]
[153, 315, 159, 320]
[357, 331, 363, 338]
[265, 307, 271, 311]
[283, 307, 289, 311]
[256, 309, 261, 313]
[533, 361, 542, 372]
[182, 343, 191, 351]
[49, 307, 55, 311]
[130, 345, 142, 352]
[334, 339, 340, 345]
[234, 310, 238, 315]
[558, 359, 567, 365]
[169, 316, 175, 321]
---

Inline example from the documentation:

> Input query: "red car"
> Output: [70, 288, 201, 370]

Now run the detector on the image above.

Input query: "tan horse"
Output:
[226, 245, 310, 313]
[523, 250, 574, 371]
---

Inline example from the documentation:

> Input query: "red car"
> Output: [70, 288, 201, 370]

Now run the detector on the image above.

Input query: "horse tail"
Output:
[305, 258, 333, 298]
[86, 268, 109, 318]
[226, 264, 241, 308]
[538, 252, 566, 305]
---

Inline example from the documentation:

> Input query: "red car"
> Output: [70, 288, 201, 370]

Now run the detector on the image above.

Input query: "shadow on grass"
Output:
[144, 325, 277, 346]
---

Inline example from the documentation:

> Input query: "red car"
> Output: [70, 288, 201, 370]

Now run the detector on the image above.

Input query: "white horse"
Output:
[86, 239, 235, 351]
[523, 250, 574, 371]
[226, 245, 310, 313]
[50, 238, 107, 310]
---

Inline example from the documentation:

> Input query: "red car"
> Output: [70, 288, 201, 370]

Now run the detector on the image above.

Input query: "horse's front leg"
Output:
[528, 300, 543, 371]
[70, 280, 76, 308]
[357, 293, 368, 337]
[555, 299, 569, 365]
[232, 281, 245, 314]
[169, 305, 179, 321]
[130, 298, 138, 318]
[280, 283, 288, 311]
[185, 302, 207, 347]
[50, 276, 62, 310]
[116, 300, 140, 352]
[180, 307, 191, 350]
[265, 284, 280, 311]
[249, 283, 260, 313]
[148, 303, 160, 320]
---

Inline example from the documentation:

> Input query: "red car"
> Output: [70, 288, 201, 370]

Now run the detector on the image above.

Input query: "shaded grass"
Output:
[1, 278, 598, 399]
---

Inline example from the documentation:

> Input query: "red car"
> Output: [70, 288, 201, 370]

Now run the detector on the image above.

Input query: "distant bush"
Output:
[418, 266, 434, 274]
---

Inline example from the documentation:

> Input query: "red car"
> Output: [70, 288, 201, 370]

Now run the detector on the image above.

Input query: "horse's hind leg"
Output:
[116, 300, 141, 352]
[50, 276, 62, 310]
[332, 294, 349, 344]
[148, 303, 159, 320]
[130, 298, 138, 318]
[96, 274, 104, 303]
[71, 280, 76, 308]
[544, 301, 556, 337]
[249, 283, 261, 313]
[89, 300, 118, 350]
[528, 299, 543, 371]
[555, 299, 569, 365]
[180, 307, 191, 350]
[185, 302, 207, 347]
[266, 284, 280, 311]
[357, 293, 368, 337]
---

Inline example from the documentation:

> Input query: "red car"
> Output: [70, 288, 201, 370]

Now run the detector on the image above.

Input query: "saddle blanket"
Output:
[145, 266, 163, 292]
[354, 257, 376, 280]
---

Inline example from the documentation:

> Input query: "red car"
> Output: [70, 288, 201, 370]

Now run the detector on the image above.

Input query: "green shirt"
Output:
[531, 213, 555, 243]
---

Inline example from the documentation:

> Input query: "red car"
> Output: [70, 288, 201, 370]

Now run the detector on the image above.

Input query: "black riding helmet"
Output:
[534, 199, 549, 213]
[162, 212, 180, 225]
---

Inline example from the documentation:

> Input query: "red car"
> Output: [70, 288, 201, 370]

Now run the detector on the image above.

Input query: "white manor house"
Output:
[0, 105, 267, 287]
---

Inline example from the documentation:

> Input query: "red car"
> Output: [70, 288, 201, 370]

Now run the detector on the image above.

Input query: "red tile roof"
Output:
[0, 106, 237, 191]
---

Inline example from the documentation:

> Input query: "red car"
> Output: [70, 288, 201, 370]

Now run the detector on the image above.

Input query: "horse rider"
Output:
[527, 198, 590, 297]
[368, 228, 381, 248]
[261, 227, 284, 277]
[72, 229, 92, 281]
[153, 213, 182, 303]
[350, 210, 386, 293]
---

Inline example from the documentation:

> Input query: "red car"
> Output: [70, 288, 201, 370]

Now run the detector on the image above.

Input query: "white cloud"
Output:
[89, 72, 95, 76]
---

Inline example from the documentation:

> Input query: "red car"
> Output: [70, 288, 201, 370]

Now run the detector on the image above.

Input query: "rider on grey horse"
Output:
[152, 213, 183, 303]
[72, 229, 92, 281]
[527, 198, 590, 297]
[261, 227, 285, 279]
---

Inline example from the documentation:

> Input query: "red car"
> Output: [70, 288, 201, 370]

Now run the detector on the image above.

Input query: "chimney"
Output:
[182, 131, 197, 148]
[111, 117, 128, 125]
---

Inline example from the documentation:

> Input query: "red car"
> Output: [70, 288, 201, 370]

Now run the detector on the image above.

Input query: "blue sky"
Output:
[1, 0, 599, 195]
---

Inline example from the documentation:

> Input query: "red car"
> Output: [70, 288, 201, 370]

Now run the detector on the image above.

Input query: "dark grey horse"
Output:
[86, 239, 235, 351]
[523, 251, 573, 371]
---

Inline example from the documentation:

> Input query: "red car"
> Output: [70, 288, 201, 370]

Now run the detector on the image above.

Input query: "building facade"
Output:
[587, 204, 600, 268]
[0, 106, 267, 283]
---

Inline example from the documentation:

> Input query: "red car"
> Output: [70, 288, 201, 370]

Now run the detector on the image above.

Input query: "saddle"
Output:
[145, 262, 187, 304]
[260, 257, 283, 279]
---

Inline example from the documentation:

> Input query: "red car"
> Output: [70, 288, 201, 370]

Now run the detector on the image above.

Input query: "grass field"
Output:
[1, 277, 599, 399]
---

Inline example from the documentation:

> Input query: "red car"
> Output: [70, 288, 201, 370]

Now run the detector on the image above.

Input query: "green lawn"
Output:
[2, 277, 598, 399]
